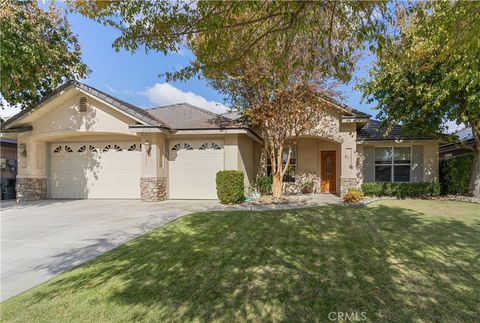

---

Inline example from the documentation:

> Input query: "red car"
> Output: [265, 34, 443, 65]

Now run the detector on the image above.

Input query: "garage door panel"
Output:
[168, 140, 224, 199]
[49, 142, 141, 199]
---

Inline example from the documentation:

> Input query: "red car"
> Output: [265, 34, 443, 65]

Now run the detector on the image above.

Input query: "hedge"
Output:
[216, 170, 245, 204]
[361, 182, 440, 199]
[440, 153, 473, 195]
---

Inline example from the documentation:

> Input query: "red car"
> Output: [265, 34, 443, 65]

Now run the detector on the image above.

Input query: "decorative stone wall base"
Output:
[340, 177, 360, 197]
[16, 177, 47, 202]
[283, 173, 321, 195]
[140, 177, 167, 202]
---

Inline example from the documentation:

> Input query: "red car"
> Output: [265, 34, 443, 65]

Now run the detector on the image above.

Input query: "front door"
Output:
[321, 151, 336, 193]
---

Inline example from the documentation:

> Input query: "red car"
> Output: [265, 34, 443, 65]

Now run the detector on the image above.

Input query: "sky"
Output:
[1, 3, 377, 120]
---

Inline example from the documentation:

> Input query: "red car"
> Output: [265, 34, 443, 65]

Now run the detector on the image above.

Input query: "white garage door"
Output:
[168, 140, 224, 199]
[49, 142, 141, 199]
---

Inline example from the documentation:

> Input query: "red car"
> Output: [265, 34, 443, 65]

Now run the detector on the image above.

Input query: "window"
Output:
[0, 158, 6, 170]
[211, 143, 221, 150]
[113, 144, 122, 151]
[199, 143, 208, 150]
[267, 147, 297, 182]
[53, 146, 62, 153]
[102, 145, 111, 152]
[375, 147, 411, 182]
[128, 144, 140, 151]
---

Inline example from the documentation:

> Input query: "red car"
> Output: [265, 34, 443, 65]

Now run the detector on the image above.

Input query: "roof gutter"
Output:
[171, 127, 263, 143]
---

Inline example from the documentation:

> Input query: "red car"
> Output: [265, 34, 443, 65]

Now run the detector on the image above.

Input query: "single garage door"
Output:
[168, 140, 224, 199]
[49, 142, 141, 199]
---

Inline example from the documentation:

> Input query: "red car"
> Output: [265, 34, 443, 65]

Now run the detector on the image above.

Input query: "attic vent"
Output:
[79, 97, 88, 112]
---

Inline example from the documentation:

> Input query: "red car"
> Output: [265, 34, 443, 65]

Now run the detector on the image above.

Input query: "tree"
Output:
[72, 1, 389, 197]
[203, 34, 339, 197]
[359, 2, 480, 198]
[0, 0, 89, 110]
[72, 1, 388, 82]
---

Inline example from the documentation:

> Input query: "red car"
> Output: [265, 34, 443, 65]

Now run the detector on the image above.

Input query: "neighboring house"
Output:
[0, 138, 17, 199]
[0, 81, 439, 201]
[439, 127, 476, 159]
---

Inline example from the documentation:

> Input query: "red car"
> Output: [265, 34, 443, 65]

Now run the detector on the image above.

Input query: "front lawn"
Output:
[2, 200, 479, 322]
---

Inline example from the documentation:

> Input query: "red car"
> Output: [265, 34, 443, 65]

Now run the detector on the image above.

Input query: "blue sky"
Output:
[1, 4, 377, 119]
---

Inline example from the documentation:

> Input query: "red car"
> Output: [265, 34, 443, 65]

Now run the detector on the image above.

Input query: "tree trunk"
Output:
[470, 149, 480, 199]
[272, 173, 283, 198]
[469, 125, 480, 199]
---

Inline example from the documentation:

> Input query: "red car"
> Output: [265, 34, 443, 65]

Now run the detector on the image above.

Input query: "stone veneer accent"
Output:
[284, 173, 321, 195]
[340, 177, 360, 197]
[140, 177, 167, 202]
[16, 177, 47, 202]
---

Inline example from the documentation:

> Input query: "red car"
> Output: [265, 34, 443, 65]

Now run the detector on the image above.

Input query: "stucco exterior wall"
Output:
[423, 141, 440, 182]
[237, 134, 255, 187]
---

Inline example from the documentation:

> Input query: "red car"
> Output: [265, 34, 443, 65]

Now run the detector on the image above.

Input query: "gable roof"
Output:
[357, 120, 437, 140]
[147, 103, 244, 130]
[319, 94, 371, 118]
[1, 80, 163, 129]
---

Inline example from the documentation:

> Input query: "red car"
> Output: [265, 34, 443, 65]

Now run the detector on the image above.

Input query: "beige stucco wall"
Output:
[305, 107, 359, 188]
[15, 89, 142, 179]
[237, 134, 255, 187]
[423, 141, 440, 181]
[296, 138, 341, 192]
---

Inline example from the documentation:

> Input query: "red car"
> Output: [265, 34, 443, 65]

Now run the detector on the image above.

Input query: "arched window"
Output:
[102, 145, 111, 152]
[53, 146, 62, 153]
[78, 145, 86, 153]
[184, 143, 193, 150]
[113, 144, 122, 151]
[65, 146, 73, 153]
[172, 143, 181, 151]
[211, 143, 221, 150]
[89, 145, 97, 153]
[128, 144, 140, 151]
[199, 143, 208, 150]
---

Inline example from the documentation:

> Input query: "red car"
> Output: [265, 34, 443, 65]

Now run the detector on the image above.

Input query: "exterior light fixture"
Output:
[19, 143, 27, 158]
[144, 141, 152, 156]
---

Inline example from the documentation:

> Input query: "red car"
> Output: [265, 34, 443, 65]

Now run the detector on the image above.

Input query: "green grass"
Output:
[2, 200, 479, 322]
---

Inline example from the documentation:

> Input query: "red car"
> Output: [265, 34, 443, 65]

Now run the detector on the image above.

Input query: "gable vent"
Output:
[79, 96, 88, 112]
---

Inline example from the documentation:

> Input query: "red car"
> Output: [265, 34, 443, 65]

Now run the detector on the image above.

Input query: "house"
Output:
[0, 138, 17, 199]
[439, 128, 476, 159]
[0, 81, 440, 202]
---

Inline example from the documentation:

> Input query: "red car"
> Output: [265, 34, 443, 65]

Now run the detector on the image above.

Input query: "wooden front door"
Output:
[321, 151, 336, 193]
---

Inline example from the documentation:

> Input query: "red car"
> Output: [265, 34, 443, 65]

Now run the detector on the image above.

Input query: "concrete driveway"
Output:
[0, 199, 219, 301]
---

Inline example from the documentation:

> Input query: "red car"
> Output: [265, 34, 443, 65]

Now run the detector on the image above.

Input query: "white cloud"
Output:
[142, 83, 228, 114]
[0, 101, 21, 120]
[444, 120, 466, 134]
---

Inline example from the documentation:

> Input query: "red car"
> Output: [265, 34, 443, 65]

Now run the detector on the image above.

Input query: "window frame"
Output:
[266, 147, 297, 182]
[374, 146, 412, 183]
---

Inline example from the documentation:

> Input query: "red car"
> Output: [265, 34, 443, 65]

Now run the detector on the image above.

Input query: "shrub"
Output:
[361, 182, 440, 198]
[252, 175, 273, 196]
[301, 181, 314, 194]
[343, 188, 364, 203]
[440, 153, 474, 195]
[216, 170, 245, 204]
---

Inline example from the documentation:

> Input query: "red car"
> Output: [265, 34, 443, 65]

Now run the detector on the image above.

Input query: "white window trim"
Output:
[374, 146, 412, 183]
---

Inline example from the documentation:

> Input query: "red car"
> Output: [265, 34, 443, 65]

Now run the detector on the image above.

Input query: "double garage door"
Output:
[49, 142, 141, 199]
[49, 140, 225, 199]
